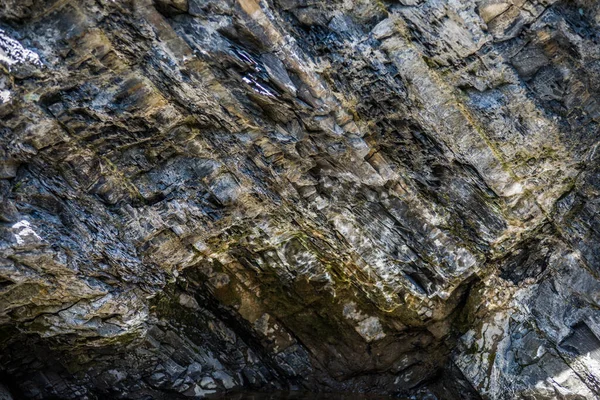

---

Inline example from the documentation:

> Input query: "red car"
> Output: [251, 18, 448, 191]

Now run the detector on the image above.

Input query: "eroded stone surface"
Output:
[1, 0, 600, 399]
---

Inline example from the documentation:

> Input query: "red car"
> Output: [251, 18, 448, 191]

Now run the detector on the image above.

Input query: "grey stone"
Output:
[1, 0, 600, 399]
[199, 376, 216, 390]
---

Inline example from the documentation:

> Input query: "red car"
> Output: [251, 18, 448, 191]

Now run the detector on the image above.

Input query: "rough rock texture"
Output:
[1, 0, 600, 399]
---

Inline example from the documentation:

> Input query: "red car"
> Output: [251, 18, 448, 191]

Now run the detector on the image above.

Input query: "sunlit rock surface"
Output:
[1, 0, 600, 399]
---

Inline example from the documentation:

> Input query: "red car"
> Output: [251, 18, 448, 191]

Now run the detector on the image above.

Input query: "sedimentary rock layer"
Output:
[1, 0, 600, 399]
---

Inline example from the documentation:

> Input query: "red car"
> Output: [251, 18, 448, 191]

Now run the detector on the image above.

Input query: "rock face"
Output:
[1, 0, 600, 399]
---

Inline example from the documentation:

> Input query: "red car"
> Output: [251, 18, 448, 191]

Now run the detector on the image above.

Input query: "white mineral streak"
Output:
[0, 29, 42, 69]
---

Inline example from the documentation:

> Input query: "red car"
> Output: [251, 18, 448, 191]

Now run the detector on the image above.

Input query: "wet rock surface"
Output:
[1, 0, 600, 399]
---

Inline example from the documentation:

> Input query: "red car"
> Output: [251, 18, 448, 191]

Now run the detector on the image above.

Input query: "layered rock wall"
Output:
[1, 0, 600, 399]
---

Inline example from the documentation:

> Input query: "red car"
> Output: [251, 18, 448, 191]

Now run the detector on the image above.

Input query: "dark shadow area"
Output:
[207, 392, 402, 400]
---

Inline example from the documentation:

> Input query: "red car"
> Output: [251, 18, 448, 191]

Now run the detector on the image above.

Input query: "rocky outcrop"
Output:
[1, 0, 600, 399]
